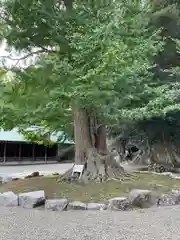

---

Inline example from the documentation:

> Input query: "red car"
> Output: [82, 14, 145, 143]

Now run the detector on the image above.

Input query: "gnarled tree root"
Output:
[58, 148, 131, 183]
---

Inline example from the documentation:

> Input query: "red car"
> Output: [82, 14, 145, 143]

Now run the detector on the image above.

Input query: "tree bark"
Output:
[73, 108, 92, 164]
[113, 136, 180, 172]
[95, 125, 107, 154]
[148, 142, 180, 171]
[59, 108, 127, 183]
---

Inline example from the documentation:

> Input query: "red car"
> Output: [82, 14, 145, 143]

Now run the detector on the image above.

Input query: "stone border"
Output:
[0, 189, 180, 211]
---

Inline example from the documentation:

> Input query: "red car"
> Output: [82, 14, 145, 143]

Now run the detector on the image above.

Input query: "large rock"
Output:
[87, 203, 106, 210]
[0, 191, 18, 207]
[45, 199, 68, 211]
[68, 201, 87, 210]
[158, 190, 180, 206]
[128, 189, 156, 208]
[108, 197, 130, 211]
[19, 190, 45, 208]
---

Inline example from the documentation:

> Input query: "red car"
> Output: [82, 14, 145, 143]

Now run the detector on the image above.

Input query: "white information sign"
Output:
[72, 164, 84, 178]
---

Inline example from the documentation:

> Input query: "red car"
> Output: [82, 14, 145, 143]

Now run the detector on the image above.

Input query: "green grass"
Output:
[1, 173, 180, 203]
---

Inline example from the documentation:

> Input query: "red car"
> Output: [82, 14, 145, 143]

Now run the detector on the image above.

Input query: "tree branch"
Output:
[1, 48, 57, 62]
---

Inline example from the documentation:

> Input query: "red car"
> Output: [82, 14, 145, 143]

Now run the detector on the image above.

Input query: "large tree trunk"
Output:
[73, 108, 92, 164]
[60, 108, 127, 183]
[58, 0, 127, 183]
[95, 124, 107, 154]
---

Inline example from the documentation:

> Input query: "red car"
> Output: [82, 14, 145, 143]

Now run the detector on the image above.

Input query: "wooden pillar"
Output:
[57, 144, 61, 157]
[45, 146, 47, 163]
[32, 144, 35, 161]
[18, 143, 21, 161]
[3, 142, 6, 163]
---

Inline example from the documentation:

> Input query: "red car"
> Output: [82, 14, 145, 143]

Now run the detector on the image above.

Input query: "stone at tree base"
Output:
[158, 190, 180, 206]
[128, 189, 156, 208]
[107, 197, 131, 211]
[87, 203, 106, 210]
[18, 190, 45, 208]
[0, 191, 18, 207]
[45, 199, 68, 211]
[67, 201, 87, 210]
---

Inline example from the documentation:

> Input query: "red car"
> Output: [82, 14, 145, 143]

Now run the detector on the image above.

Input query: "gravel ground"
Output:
[1, 206, 180, 240]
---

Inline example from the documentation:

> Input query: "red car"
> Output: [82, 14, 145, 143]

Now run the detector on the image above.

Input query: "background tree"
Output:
[0, 0, 172, 180]
[150, 0, 180, 79]
[107, 0, 180, 170]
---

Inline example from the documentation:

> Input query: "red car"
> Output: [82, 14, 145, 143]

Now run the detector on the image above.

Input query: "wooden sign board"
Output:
[72, 164, 84, 178]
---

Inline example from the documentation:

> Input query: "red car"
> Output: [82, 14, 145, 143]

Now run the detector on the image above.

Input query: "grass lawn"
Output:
[0, 173, 180, 203]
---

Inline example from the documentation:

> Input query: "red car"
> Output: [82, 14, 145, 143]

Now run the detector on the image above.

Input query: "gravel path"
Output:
[1, 206, 180, 240]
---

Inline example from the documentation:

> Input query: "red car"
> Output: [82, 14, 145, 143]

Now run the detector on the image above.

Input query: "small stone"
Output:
[158, 190, 180, 206]
[45, 199, 68, 211]
[52, 173, 60, 176]
[31, 171, 40, 177]
[0, 191, 18, 207]
[24, 174, 33, 179]
[68, 201, 87, 210]
[128, 189, 156, 208]
[2, 175, 17, 183]
[87, 203, 106, 210]
[25, 171, 40, 179]
[12, 178, 20, 181]
[19, 190, 45, 208]
[108, 197, 130, 211]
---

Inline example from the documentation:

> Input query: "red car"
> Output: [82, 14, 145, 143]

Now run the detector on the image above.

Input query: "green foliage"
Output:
[150, 0, 180, 75]
[0, 0, 179, 137]
[19, 127, 72, 145]
[20, 131, 53, 146]
[176, 39, 180, 52]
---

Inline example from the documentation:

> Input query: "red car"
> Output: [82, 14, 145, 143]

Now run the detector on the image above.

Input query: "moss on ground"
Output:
[0, 173, 180, 202]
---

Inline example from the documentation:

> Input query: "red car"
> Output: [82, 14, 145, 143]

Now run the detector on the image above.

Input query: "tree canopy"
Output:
[0, 0, 179, 137]
[150, 0, 180, 84]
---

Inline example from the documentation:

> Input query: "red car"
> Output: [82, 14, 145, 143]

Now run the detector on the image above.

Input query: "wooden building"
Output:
[0, 128, 73, 163]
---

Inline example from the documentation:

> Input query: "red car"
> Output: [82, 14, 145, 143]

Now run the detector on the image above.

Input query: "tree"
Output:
[106, 0, 180, 170]
[0, 0, 165, 181]
[150, 0, 180, 79]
